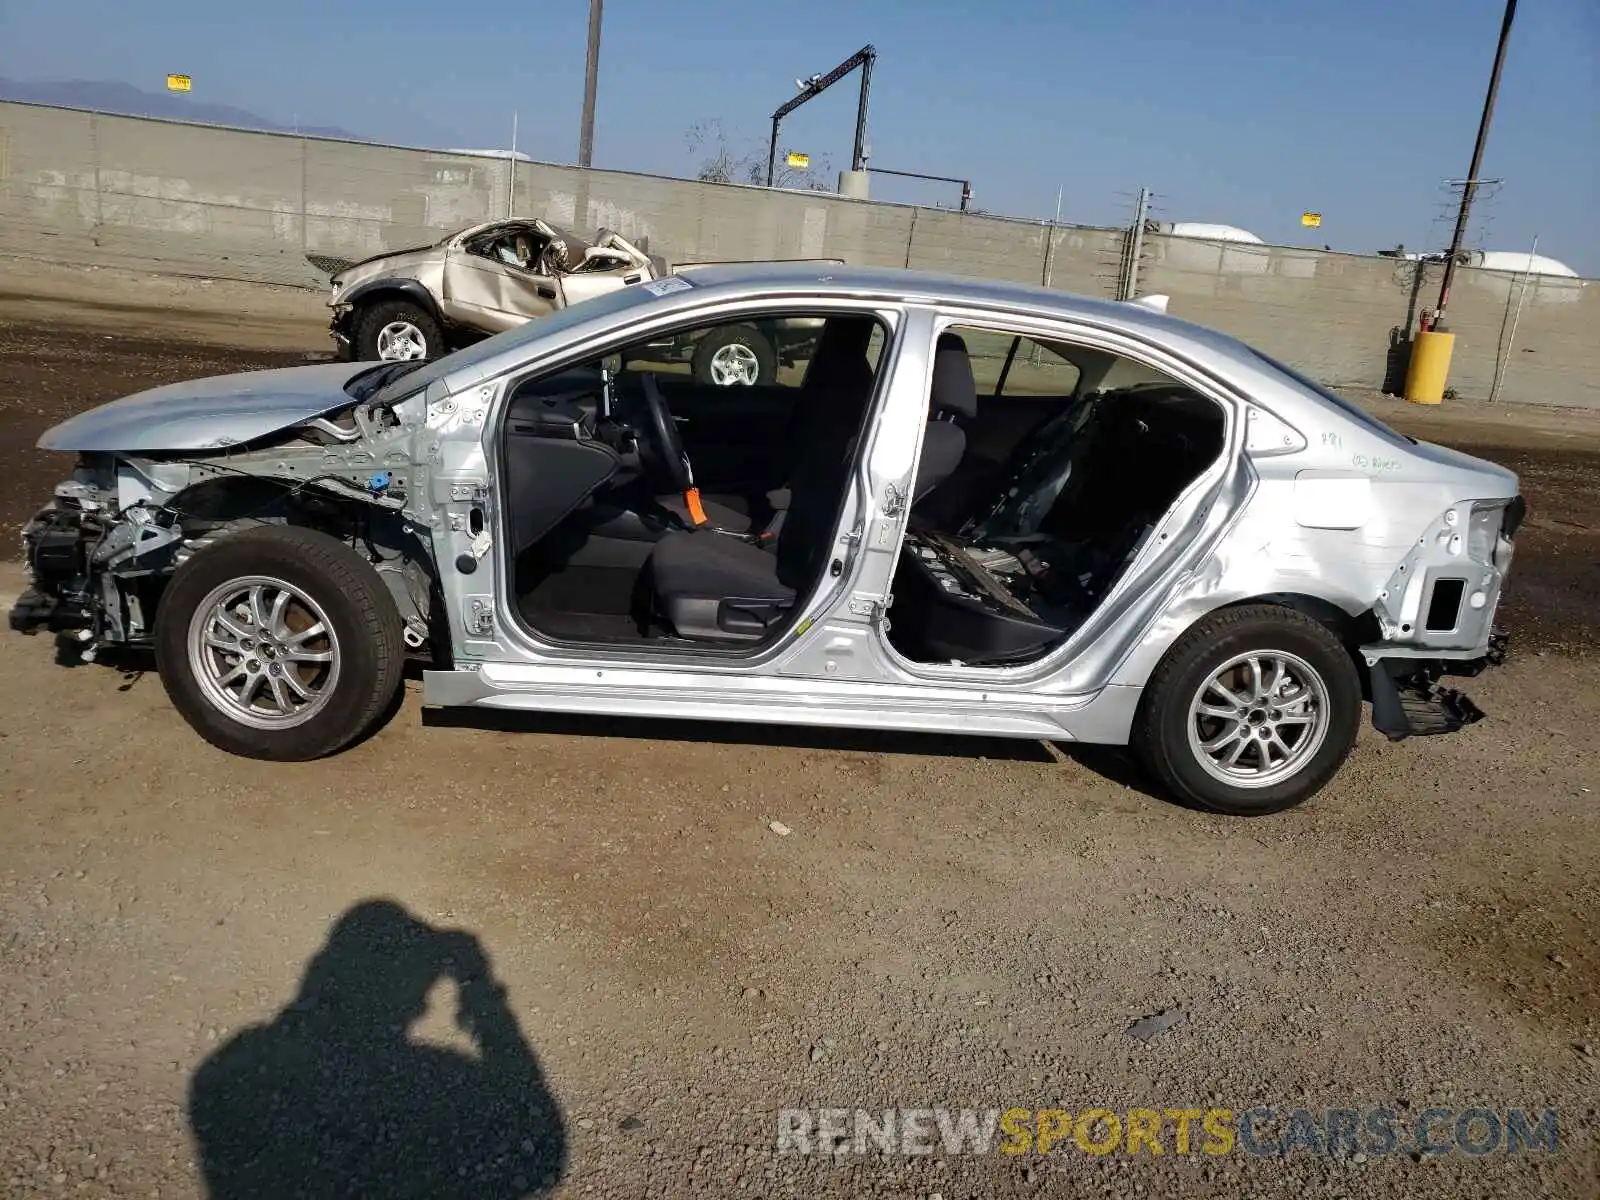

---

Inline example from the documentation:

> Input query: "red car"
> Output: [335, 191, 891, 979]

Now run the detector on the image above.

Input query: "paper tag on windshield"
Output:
[641, 276, 694, 297]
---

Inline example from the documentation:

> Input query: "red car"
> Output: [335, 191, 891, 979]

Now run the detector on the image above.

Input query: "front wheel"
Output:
[354, 299, 443, 361]
[153, 525, 406, 760]
[1132, 605, 1362, 815]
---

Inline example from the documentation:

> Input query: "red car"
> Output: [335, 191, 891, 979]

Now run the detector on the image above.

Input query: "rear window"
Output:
[1249, 349, 1415, 445]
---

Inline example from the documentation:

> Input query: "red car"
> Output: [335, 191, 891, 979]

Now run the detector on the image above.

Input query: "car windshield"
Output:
[1248, 348, 1415, 445]
[368, 282, 669, 406]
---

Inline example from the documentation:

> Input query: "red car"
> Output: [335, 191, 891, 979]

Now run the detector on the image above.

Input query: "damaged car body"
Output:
[320, 217, 835, 385]
[12, 265, 1521, 815]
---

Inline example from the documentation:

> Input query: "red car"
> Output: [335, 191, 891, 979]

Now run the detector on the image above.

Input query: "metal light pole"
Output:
[765, 45, 876, 187]
[578, 0, 604, 167]
[1434, 0, 1518, 327]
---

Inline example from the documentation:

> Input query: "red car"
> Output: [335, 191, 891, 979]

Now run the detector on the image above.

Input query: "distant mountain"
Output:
[0, 78, 361, 140]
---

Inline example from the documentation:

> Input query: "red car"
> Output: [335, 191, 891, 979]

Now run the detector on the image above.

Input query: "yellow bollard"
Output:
[1404, 329, 1455, 405]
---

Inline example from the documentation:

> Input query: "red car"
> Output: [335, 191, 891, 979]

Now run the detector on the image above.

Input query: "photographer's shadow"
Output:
[188, 899, 566, 1199]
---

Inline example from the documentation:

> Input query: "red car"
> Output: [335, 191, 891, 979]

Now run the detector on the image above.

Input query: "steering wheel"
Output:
[635, 372, 694, 493]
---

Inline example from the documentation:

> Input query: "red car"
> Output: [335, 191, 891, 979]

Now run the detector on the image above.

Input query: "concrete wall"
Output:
[1, 100, 1595, 409]
[1138, 236, 1594, 408]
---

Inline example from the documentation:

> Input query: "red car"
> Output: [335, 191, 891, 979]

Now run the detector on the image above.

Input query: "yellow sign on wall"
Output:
[786, 151, 810, 169]
[166, 74, 193, 93]
[1301, 211, 1322, 228]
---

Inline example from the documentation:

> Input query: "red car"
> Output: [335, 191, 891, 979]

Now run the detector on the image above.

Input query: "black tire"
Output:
[691, 324, 776, 386]
[353, 298, 443, 362]
[153, 525, 406, 761]
[1131, 604, 1362, 816]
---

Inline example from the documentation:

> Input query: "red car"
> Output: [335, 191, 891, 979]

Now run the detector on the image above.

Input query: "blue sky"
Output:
[4, 0, 1597, 271]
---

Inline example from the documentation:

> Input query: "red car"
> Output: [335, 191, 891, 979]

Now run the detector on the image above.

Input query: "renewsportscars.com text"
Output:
[777, 1106, 1560, 1158]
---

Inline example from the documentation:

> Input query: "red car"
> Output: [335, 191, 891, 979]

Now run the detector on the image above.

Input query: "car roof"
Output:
[401, 261, 1309, 421]
[662, 261, 1256, 358]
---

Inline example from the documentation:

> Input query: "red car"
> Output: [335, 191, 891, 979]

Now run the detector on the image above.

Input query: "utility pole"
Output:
[1117, 187, 1151, 301]
[577, 0, 604, 168]
[508, 111, 519, 218]
[1434, 0, 1518, 327]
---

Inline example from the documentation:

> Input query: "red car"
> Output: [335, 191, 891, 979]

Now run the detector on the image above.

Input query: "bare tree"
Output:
[684, 120, 762, 185]
[684, 120, 834, 192]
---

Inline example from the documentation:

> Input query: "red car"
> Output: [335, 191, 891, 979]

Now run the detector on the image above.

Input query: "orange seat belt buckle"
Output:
[683, 487, 708, 527]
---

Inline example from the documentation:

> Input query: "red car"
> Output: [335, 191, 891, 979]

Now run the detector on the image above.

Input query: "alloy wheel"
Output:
[186, 576, 342, 730]
[1186, 651, 1330, 789]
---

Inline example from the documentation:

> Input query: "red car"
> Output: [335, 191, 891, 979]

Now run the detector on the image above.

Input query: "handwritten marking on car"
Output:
[1352, 453, 1402, 472]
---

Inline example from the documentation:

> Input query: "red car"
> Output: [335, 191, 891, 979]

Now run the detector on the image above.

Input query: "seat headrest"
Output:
[931, 333, 977, 419]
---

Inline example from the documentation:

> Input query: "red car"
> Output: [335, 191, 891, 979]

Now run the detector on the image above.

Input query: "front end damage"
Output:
[11, 394, 441, 662]
[1360, 494, 1524, 739]
[12, 478, 145, 640]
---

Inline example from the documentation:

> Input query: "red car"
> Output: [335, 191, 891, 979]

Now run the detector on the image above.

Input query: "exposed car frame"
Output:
[12, 265, 1522, 814]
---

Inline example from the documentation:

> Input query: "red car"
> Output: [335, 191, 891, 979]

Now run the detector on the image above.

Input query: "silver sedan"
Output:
[13, 264, 1521, 814]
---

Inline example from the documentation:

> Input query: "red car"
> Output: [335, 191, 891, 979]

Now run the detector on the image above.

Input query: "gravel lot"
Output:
[0, 260, 1596, 1199]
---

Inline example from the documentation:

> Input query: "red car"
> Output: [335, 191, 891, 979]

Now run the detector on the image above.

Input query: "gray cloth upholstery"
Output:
[911, 333, 976, 501]
[931, 333, 978, 418]
[645, 318, 978, 640]
[915, 420, 967, 501]
[650, 321, 878, 549]
[771, 318, 879, 590]
[772, 317, 878, 492]
[643, 313, 877, 637]
[647, 532, 792, 602]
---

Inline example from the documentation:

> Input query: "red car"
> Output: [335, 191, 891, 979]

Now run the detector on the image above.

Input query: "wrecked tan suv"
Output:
[316, 218, 828, 386]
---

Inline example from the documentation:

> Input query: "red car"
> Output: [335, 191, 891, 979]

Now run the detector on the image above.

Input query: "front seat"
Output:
[643, 330, 979, 641]
[653, 316, 880, 537]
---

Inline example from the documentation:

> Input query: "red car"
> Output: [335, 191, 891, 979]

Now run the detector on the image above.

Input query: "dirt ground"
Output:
[0, 259, 1596, 1199]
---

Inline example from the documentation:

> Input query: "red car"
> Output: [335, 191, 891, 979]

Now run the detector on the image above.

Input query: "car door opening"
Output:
[885, 327, 1226, 668]
[499, 310, 890, 648]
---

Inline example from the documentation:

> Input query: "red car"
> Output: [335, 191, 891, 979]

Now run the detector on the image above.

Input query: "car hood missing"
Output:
[38, 362, 383, 453]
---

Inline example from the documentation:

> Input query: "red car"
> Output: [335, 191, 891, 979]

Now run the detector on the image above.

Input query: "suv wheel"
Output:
[355, 299, 442, 361]
[692, 325, 776, 386]
[154, 526, 406, 760]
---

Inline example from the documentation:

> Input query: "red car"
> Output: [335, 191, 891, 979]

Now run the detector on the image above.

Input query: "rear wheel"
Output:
[1132, 605, 1362, 815]
[153, 526, 406, 760]
[354, 299, 442, 361]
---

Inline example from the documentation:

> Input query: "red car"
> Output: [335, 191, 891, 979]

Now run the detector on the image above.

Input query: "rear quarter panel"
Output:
[1104, 417, 1518, 689]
